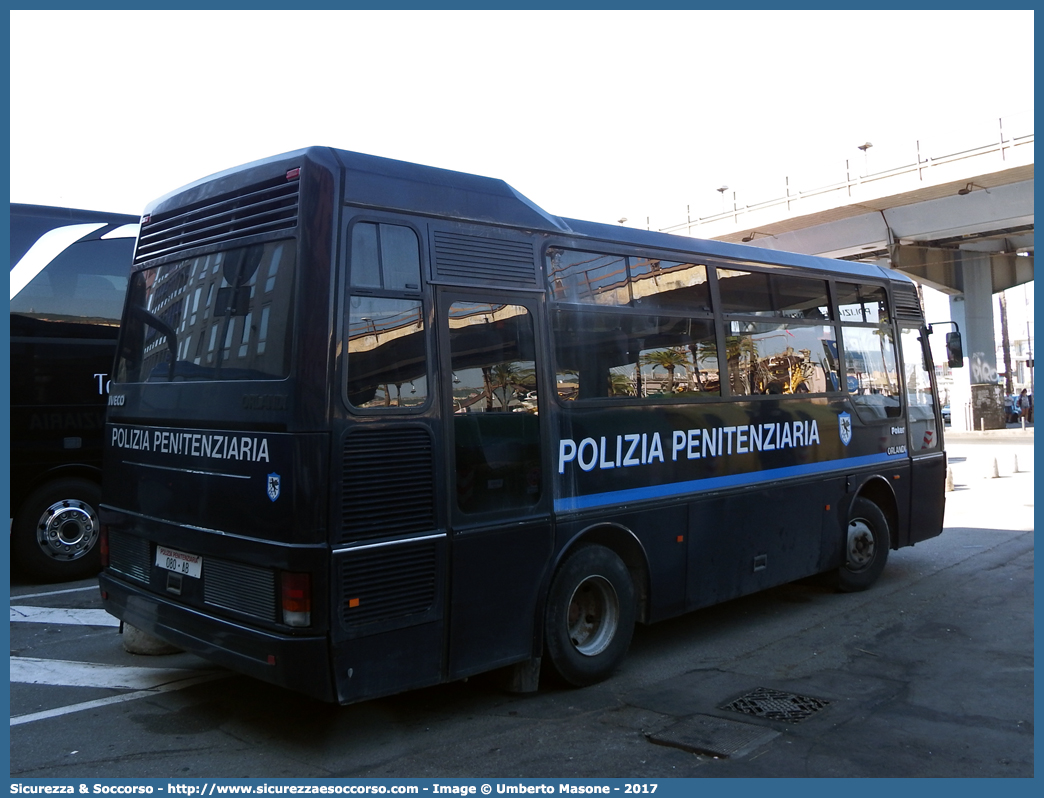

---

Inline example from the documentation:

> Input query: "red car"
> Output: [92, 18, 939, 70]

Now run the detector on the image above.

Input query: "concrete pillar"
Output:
[948, 250, 1004, 431]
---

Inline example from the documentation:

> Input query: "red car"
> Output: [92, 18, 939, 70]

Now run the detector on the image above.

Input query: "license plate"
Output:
[155, 546, 202, 579]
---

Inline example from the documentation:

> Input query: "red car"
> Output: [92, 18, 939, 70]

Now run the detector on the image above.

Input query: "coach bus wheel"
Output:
[838, 497, 890, 593]
[12, 478, 102, 582]
[544, 545, 636, 687]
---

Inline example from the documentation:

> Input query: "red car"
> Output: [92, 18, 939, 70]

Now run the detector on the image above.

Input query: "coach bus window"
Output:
[346, 297, 428, 408]
[350, 222, 422, 290]
[717, 269, 832, 319]
[547, 249, 628, 304]
[726, 321, 839, 396]
[901, 327, 940, 450]
[548, 248, 719, 401]
[345, 222, 428, 409]
[553, 309, 719, 400]
[448, 302, 540, 514]
[116, 241, 295, 382]
[11, 236, 130, 324]
[841, 325, 901, 417]
[836, 282, 889, 324]
[628, 256, 712, 312]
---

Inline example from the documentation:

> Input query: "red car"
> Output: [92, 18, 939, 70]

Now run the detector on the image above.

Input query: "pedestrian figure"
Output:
[1017, 389, 1031, 421]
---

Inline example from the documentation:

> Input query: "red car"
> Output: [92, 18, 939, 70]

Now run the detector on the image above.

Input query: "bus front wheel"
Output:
[838, 497, 890, 593]
[12, 478, 102, 582]
[544, 545, 636, 687]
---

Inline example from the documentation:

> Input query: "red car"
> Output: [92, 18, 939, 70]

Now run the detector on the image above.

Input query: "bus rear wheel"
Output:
[544, 545, 636, 687]
[838, 497, 890, 593]
[12, 478, 102, 582]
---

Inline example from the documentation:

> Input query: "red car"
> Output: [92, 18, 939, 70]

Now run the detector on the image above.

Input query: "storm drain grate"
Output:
[721, 687, 830, 723]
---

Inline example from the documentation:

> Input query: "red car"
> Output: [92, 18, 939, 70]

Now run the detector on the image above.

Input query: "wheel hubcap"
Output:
[846, 518, 875, 571]
[36, 499, 98, 561]
[566, 576, 619, 657]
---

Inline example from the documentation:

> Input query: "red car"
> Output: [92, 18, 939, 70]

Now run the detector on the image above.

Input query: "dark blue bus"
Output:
[99, 148, 954, 702]
[10, 204, 138, 580]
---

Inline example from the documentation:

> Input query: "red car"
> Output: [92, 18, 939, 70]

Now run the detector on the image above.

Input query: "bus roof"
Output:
[144, 146, 910, 285]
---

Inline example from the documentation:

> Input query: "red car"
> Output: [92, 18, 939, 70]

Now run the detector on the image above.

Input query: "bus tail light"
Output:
[281, 571, 311, 627]
[99, 525, 110, 568]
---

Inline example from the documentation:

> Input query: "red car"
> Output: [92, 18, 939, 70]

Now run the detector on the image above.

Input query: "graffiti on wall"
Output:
[970, 352, 999, 384]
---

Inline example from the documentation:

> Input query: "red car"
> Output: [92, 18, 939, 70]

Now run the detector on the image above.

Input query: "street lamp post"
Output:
[857, 142, 873, 175]
[716, 185, 729, 213]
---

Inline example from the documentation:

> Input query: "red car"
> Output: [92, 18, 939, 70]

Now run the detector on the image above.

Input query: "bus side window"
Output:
[835, 282, 901, 419]
[901, 327, 940, 450]
[448, 302, 540, 514]
[725, 321, 837, 396]
[716, 268, 836, 397]
[346, 296, 427, 408]
[717, 269, 831, 320]
[841, 325, 902, 418]
[551, 309, 720, 400]
[345, 221, 428, 409]
[547, 248, 720, 402]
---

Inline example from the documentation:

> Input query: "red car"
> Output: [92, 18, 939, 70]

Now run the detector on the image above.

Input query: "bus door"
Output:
[900, 326, 946, 543]
[333, 218, 447, 704]
[437, 290, 553, 680]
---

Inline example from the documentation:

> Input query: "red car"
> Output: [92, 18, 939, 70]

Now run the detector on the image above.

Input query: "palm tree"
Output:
[725, 335, 758, 395]
[687, 339, 718, 392]
[608, 370, 634, 397]
[640, 348, 690, 394]
[481, 366, 494, 410]
[487, 361, 536, 409]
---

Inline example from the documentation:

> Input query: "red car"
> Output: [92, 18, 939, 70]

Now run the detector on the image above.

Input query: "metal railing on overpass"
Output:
[659, 116, 1034, 237]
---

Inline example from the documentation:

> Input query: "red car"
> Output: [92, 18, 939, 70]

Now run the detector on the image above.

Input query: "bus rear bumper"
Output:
[99, 571, 336, 703]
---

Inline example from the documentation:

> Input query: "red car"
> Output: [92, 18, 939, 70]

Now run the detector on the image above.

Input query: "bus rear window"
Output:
[115, 240, 296, 383]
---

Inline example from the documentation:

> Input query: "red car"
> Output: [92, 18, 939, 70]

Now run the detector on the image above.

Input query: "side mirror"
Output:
[945, 331, 964, 368]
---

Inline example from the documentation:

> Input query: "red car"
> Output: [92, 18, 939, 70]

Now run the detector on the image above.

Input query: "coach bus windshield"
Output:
[11, 230, 131, 328]
[116, 240, 296, 382]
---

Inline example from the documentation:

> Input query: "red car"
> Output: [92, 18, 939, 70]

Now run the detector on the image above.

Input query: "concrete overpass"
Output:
[659, 122, 1034, 430]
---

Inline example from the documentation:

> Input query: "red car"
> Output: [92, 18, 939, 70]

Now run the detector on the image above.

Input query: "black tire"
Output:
[837, 497, 890, 593]
[12, 478, 102, 582]
[544, 544, 636, 687]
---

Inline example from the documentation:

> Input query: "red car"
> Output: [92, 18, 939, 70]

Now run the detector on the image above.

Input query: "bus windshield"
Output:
[115, 239, 296, 382]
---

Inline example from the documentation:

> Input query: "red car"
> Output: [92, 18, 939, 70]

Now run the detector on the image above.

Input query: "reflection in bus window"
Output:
[346, 296, 428, 408]
[115, 241, 295, 383]
[552, 310, 719, 400]
[448, 302, 540, 514]
[627, 257, 712, 312]
[836, 282, 889, 324]
[546, 248, 713, 313]
[901, 327, 939, 450]
[726, 321, 839, 396]
[548, 249, 718, 401]
[842, 325, 901, 417]
[717, 269, 831, 320]
[547, 249, 628, 305]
